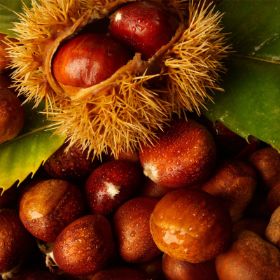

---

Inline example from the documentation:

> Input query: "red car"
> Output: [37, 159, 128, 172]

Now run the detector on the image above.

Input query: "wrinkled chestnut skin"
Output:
[53, 215, 115, 276]
[109, 1, 177, 58]
[44, 144, 96, 180]
[216, 231, 280, 280]
[0, 209, 33, 273]
[114, 197, 161, 263]
[19, 179, 85, 242]
[86, 160, 143, 215]
[266, 207, 280, 248]
[162, 254, 218, 280]
[89, 267, 147, 280]
[53, 33, 131, 88]
[202, 160, 257, 221]
[249, 147, 280, 189]
[267, 182, 280, 212]
[140, 119, 216, 189]
[0, 88, 24, 144]
[150, 189, 232, 263]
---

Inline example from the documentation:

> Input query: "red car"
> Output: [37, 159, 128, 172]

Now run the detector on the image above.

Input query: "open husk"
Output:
[8, 0, 229, 158]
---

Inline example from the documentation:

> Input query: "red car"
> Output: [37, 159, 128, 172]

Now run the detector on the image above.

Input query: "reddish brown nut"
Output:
[150, 189, 232, 263]
[0, 88, 24, 144]
[86, 160, 143, 215]
[43, 144, 96, 180]
[0, 209, 33, 274]
[19, 179, 85, 242]
[216, 231, 280, 280]
[89, 267, 147, 280]
[267, 181, 280, 212]
[265, 207, 280, 248]
[162, 254, 218, 280]
[52, 33, 131, 88]
[109, 1, 177, 58]
[140, 119, 216, 189]
[53, 214, 115, 276]
[202, 160, 257, 221]
[249, 147, 280, 189]
[114, 197, 161, 263]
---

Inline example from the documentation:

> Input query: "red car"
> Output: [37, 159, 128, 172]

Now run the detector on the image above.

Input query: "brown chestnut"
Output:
[266, 207, 280, 248]
[150, 189, 232, 263]
[114, 197, 161, 263]
[202, 160, 257, 221]
[86, 160, 143, 215]
[267, 181, 280, 213]
[43, 144, 96, 180]
[53, 214, 115, 276]
[216, 231, 280, 280]
[19, 179, 85, 242]
[162, 254, 218, 280]
[249, 147, 280, 189]
[52, 33, 131, 88]
[0, 209, 33, 274]
[139, 119, 216, 189]
[109, 1, 177, 58]
[0, 88, 24, 144]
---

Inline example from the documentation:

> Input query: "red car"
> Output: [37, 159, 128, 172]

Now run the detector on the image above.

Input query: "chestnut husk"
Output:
[8, 0, 229, 158]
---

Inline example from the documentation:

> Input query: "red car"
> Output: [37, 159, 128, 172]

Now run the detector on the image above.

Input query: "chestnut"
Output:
[52, 33, 131, 88]
[43, 143, 96, 180]
[267, 181, 280, 212]
[150, 189, 232, 263]
[139, 119, 216, 189]
[249, 147, 280, 189]
[265, 207, 280, 248]
[53, 214, 115, 276]
[114, 197, 161, 263]
[202, 160, 257, 221]
[216, 231, 280, 280]
[0, 88, 24, 144]
[109, 1, 177, 58]
[162, 254, 218, 280]
[86, 160, 143, 215]
[19, 179, 85, 242]
[0, 209, 33, 274]
[88, 267, 147, 280]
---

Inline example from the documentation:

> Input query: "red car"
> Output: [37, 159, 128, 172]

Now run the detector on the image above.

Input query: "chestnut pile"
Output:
[1, 114, 280, 280]
[0, 2, 279, 280]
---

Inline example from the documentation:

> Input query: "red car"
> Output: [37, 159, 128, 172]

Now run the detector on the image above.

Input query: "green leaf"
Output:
[0, 0, 31, 37]
[0, 104, 65, 191]
[206, 0, 280, 151]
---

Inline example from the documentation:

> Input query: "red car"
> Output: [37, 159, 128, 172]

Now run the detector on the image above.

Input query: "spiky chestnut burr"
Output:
[8, 0, 229, 159]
